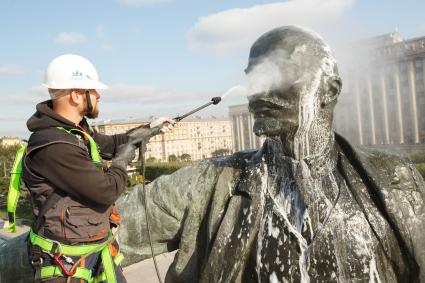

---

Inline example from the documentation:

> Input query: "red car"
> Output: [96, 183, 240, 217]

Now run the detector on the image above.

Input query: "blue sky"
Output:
[1, 0, 425, 137]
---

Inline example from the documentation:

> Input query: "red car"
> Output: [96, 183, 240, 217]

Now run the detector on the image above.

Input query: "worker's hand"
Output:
[127, 126, 163, 144]
[112, 143, 137, 170]
[149, 117, 176, 133]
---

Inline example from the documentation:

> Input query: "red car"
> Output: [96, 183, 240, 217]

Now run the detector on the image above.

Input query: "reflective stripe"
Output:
[101, 245, 117, 283]
[40, 265, 92, 281]
[114, 252, 124, 266]
[56, 127, 101, 164]
[6, 144, 27, 233]
[30, 229, 102, 256]
[94, 252, 124, 282]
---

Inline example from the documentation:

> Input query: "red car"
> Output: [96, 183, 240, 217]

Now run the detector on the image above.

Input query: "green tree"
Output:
[211, 148, 230, 157]
[146, 157, 157, 163]
[180, 153, 191, 162]
[168, 154, 179, 162]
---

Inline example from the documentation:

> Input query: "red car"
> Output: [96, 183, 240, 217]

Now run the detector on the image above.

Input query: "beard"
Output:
[85, 104, 99, 119]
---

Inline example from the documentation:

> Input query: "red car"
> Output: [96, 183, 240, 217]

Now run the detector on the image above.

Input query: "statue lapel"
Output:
[200, 152, 266, 283]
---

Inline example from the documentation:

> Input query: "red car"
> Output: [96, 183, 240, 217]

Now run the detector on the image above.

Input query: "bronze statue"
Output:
[1, 26, 425, 283]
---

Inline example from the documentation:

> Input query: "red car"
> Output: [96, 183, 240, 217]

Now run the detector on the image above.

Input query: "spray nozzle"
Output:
[211, 97, 221, 105]
[173, 96, 222, 122]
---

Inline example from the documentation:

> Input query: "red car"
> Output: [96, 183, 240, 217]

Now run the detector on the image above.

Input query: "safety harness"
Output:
[7, 127, 124, 283]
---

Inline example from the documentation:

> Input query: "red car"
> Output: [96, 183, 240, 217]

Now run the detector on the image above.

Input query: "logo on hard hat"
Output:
[72, 70, 83, 80]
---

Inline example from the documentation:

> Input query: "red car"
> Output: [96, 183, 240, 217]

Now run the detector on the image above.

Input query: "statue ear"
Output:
[321, 76, 341, 107]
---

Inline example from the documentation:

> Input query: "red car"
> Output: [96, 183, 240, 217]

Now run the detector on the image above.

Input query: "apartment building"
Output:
[93, 118, 233, 161]
[0, 136, 20, 147]
[335, 32, 425, 148]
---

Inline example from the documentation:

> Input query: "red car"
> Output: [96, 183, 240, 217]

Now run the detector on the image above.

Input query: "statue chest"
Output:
[255, 170, 396, 282]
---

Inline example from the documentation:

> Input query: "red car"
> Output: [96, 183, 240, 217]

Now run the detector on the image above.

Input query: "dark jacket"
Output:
[22, 100, 129, 243]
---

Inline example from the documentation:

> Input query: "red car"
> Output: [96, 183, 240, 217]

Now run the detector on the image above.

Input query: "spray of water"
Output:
[220, 47, 299, 102]
[221, 85, 248, 99]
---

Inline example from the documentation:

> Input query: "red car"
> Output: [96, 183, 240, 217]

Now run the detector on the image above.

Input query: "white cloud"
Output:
[54, 32, 87, 44]
[0, 64, 24, 75]
[187, 0, 355, 54]
[120, 0, 168, 6]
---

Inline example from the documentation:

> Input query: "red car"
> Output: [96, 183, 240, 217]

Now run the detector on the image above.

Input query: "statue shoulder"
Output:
[335, 133, 423, 193]
[354, 145, 424, 191]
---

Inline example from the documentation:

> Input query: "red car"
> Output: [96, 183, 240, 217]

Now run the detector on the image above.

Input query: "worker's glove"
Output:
[127, 117, 176, 142]
[149, 117, 176, 133]
[127, 125, 163, 144]
[112, 142, 137, 170]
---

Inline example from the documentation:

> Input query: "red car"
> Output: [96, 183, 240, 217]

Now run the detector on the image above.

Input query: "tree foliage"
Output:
[168, 154, 178, 162]
[180, 153, 191, 162]
[211, 148, 231, 157]
[146, 157, 157, 163]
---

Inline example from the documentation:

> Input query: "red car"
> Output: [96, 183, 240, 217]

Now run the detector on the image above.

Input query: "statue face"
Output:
[245, 27, 340, 160]
[248, 65, 322, 138]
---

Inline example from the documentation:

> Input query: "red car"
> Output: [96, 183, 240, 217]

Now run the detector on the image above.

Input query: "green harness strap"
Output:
[6, 144, 27, 233]
[30, 229, 123, 283]
[56, 126, 102, 165]
[40, 255, 124, 283]
[41, 266, 92, 281]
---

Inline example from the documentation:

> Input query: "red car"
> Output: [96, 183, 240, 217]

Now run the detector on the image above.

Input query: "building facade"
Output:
[93, 118, 233, 162]
[228, 104, 265, 151]
[335, 32, 425, 147]
[0, 137, 20, 147]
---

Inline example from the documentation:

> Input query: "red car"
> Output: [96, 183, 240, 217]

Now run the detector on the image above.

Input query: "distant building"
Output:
[228, 104, 265, 151]
[0, 137, 20, 147]
[93, 118, 233, 162]
[335, 31, 425, 150]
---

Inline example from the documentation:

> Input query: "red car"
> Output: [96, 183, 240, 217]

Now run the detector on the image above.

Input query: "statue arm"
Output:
[116, 161, 220, 266]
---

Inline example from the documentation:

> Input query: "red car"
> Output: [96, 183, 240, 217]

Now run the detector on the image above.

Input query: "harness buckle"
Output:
[31, 256, 43, 267]
[52, 253, 76, 277]
[50, 240, 62, 254]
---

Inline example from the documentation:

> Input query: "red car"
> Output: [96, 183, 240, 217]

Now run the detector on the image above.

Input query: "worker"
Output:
[21, 54, 174, 283]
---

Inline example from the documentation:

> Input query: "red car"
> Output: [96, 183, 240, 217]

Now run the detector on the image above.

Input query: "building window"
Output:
[415, 58, 423, 68]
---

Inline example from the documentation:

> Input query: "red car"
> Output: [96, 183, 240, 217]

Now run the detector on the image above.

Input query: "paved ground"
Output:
[123, 252, 175, 283]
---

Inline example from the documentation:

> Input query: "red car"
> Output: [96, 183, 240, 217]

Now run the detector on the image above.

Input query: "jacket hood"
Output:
[27, 100, 88, 132]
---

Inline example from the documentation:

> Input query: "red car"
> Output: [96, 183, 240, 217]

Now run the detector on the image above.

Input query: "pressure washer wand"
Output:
[173, 96, 222, 122]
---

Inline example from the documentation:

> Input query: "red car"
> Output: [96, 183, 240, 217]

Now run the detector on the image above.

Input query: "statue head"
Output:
[246, 26, 342, 158]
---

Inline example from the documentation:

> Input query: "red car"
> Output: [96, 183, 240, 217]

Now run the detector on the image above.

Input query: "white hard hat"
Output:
[42, 54, 107, 90]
